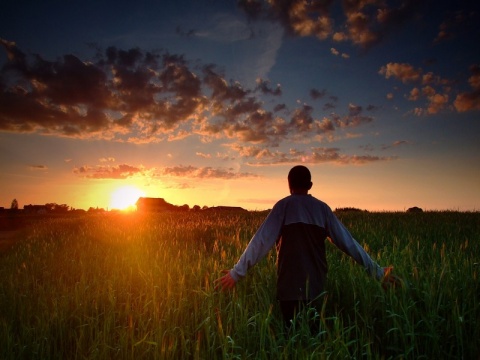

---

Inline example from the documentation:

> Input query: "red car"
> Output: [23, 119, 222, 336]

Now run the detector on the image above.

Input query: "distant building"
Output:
[136, 197, 177, 212]
[23, 204, 48, 214]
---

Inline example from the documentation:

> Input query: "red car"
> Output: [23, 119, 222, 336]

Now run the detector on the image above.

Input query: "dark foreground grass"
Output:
[0, 211, 478, 359]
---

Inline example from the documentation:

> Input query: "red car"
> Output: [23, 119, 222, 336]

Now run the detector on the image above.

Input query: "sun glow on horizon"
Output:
[110, 186, 146, 211]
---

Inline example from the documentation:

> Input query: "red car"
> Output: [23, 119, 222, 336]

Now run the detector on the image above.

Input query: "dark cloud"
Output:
[331, 104, 374, 128]
[29, 164, 48, 170]
[0, 41, 207, 139]
[290, 104, 315, 133]
[160, 165, 259, 179]
[176, 26, 197, 38]
[322, 102, 336, 111]
[310, 88, 327, 100]
[348, 103, 362, 116]
[255, 78, 282, 96]
[1, 40, 381, 148]
[434, 9, 480, 44]
[273, 103, 287, 112]
[202, 64, 249, 103]
[238, 145, 395, 166]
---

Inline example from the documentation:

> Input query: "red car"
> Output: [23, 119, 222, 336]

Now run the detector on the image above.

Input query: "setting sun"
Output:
[110, 186, 145, 211]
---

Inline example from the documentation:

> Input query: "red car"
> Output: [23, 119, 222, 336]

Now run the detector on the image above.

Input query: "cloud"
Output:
[426, 93, 449, 114]
[234, 145, 395, 166]
[0, 41, 207, 140]
[322, 102, 336, 111]
[255, 78, 282, 96]
[310, 88, 327, 100]
[198, 13, 253, 43]
[468, 65, 480, 90]
[331, 104, 374, 128]
[196, 152, 211, 159]
[72, 161, 260, 181]
[29, 164, 48, 170]
[159, 165, 259, 179]
[454, 64, 480, 112]
[381, 140, 410, 150]
[454, 91, 480, 112]
[176, 26, 197, 38]
[237, 0, 422, 49]
[329, 47, 351, 59]
[408, 87, 420, 101]
[253, 0, 333, 40]
[0, 40, 380, 152]
[73, 163, 146, 179]
[434, 9, 480, 44]
[380, 61, 478, 114]
[379, 62, 422, 83]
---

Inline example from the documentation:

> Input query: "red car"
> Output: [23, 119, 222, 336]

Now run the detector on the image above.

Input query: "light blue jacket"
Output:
[230, 194, 384, 299]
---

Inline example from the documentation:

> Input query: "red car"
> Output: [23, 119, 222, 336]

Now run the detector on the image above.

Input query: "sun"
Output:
[110, 186, 145, 211]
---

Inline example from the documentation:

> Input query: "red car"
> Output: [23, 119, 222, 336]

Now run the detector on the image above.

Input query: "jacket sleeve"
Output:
[230, 204, 284, 282]
[325, 207, 384, 280]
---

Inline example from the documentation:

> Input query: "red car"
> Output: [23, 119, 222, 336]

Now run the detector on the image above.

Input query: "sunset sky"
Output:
[1, 0, 479, 211]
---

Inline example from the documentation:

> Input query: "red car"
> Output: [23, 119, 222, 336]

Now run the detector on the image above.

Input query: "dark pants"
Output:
[279, 299, 321, 332]
[279, 300, 307, 323]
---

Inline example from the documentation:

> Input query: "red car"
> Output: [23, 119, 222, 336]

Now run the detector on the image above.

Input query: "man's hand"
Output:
[382, 266, 403, 290]
[383, 266, 393, 278]
[214, 269, 237, 291]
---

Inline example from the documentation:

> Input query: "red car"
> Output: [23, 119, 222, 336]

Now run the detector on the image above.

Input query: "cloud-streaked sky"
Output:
[1, 0, 479, 211]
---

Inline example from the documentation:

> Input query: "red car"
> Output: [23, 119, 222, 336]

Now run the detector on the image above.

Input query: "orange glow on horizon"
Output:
[109, 186, 146, 211]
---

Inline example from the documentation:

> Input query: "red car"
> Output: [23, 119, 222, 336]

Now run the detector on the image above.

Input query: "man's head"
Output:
[288, 165, 312, 193]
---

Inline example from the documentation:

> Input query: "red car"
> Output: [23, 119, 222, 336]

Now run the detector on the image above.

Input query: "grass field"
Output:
[0, 211, 479, 359]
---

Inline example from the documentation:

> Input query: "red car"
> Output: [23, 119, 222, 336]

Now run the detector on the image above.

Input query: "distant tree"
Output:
[88, 207, 105, 213]
[70, 209, 86, 215]
[10, 199, 18, 210]
[335, 207, 367, 213]
[192, 205, 201, 212]
[45, 203, 55, 212]
[55, 204, 70, 213]
[179, 204, 189, 211]
[45, 203, 69, 213]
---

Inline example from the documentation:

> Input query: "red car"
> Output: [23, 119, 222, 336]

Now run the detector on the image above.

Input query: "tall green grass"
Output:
[0, 211, 478, 359]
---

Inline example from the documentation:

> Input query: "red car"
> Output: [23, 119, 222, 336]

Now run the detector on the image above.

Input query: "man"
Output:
[215, 165, 393, 324]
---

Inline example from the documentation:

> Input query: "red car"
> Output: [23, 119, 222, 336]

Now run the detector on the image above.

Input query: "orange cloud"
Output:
[379, 62, 422, 83]
[454, 65, 480, 112]
[426, 93, 449, 114]
[160, 165, 258, 179]
[237, 0, 421, 49]
[73, 164, 146, 179]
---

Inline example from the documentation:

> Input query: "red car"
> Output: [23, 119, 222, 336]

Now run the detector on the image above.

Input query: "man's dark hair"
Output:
[288, 165, 312, 189]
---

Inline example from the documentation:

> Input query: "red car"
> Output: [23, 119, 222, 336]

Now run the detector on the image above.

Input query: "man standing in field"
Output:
[215, 165, 393, 325]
